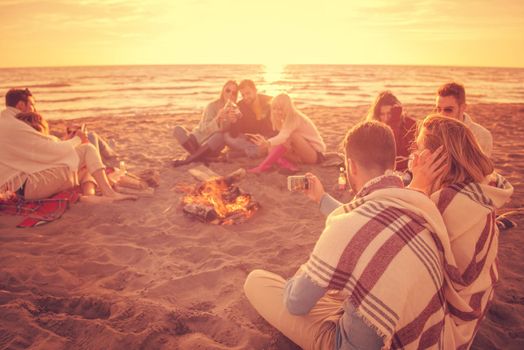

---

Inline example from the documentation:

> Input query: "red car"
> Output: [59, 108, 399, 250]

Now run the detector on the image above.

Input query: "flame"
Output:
[181, 179, 257, 224]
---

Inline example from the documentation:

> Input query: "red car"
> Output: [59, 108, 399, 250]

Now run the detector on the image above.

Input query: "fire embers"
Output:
[180, 170, 260, 225]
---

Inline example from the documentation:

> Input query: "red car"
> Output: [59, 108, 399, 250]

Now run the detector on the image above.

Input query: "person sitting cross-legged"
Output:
[244, 120, 456, 349]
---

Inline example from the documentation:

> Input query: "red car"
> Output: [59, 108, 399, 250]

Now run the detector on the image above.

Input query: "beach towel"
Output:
[0, 190, 80, 228]
[302, 174, 456, 349]
[432, 173, 513, 349]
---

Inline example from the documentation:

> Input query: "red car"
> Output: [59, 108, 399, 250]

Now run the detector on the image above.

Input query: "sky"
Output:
[0, 0, 523, 68]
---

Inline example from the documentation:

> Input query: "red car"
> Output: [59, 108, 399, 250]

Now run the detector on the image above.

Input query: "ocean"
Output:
[0, 64, 522, 120]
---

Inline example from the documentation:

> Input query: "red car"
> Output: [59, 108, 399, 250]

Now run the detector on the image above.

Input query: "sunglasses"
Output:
[225, 88, 237, 94]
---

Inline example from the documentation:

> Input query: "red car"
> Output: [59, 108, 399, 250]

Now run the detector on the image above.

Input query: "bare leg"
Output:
[91, 168, 136, 201]
[287, 132, 318, 164]
[76, 144, 136, 201]
[81, 181, 96, 196]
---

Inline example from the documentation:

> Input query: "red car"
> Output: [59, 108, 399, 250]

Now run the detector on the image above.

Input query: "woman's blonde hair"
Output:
[15, 112, 49, 135]
[420, 114, 493, 191]
[270, 93, 302, 131]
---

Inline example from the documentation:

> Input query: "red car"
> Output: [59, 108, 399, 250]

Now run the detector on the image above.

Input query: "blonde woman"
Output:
[249, 93, 326, 173]
[409, 114, 513, 348]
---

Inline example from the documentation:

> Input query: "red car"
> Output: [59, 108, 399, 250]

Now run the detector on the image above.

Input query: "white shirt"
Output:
[268, 112, 326, 154]
[0, 107, 80, 192]
[463, 113, 493, 157]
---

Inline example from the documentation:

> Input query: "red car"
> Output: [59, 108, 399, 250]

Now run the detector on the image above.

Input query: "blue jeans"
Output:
[224, 132, 263, 158]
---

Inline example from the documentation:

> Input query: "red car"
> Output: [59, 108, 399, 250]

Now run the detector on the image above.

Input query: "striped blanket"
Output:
[432, 173, 513, 349]
[302, 174, 455, 349]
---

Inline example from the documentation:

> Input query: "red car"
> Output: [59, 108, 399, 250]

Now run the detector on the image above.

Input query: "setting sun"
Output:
[0, 0, 523, 68]
[1, 1, 524, 349]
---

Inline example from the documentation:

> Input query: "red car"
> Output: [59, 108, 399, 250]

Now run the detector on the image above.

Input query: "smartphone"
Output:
[287, 175, 309, 192]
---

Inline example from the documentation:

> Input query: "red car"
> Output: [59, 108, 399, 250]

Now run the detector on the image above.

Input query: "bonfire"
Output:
[180, 169, 260, 225]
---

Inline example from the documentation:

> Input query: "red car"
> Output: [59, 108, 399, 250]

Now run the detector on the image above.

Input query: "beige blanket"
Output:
[432, 173, 513, 349]
[302, 174, 456, 349]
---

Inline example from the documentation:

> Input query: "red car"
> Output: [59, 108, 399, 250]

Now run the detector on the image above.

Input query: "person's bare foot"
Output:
[81, 193, 137, 203]
[106, 192, 138, 201]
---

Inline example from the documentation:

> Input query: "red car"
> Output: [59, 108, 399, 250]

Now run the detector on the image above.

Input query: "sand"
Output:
[1, 103, 523, 349]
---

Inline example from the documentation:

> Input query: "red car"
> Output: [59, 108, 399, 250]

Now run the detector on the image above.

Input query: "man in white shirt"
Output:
[435, 82, 493, 157]
[435, 83, 517, 230]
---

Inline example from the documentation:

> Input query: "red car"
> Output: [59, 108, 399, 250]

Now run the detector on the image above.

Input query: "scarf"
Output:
[302, 174, 456, 349]
[432, 173, 513, 349]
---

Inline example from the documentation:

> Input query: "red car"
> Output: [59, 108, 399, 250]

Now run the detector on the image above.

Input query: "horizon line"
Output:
[1, 62, 523, 70]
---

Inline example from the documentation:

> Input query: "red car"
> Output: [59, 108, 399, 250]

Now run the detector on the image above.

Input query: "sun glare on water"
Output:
[261, 64, 288, 96]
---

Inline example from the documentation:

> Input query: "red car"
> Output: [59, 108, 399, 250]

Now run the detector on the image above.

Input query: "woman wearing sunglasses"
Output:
[366, 91, 417, 172]
[173, 80, 241, 167]
[409, 114, 513, 349]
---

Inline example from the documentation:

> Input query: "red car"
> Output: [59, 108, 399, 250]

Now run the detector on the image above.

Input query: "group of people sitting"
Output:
[172, 79, 327, 173]
[0, 88, 136, 202]
[231, 82, 508, 349]
[172, 79, 493, 180]
[0, 79, 514, 349]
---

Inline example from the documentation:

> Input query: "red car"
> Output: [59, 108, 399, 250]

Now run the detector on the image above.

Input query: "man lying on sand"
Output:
[0, 88, 135, 202]
[244, 121, 456, 349]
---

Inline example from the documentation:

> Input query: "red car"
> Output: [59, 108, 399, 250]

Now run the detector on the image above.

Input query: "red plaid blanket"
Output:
[0, 190, 80, 228]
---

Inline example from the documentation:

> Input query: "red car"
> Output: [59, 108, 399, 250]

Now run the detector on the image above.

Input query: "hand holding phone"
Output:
[246, 133, 269, 148]
[287, 175, 309, 192]
[303, 173, 325, 203]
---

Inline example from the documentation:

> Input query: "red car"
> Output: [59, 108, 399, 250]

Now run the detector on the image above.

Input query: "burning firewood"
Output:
[182, 203, 218, 223]
[180, 167, 260, 225]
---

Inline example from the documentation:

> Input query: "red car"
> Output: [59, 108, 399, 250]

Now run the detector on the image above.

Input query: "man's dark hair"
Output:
[5, 88, 32, 108]
[437, 82, 466, 105]
[344, 120, 396, 172]
[239, 79, 256, 91]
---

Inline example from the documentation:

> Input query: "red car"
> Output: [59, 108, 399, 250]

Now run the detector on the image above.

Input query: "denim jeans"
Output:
[223, 132, 263, 158]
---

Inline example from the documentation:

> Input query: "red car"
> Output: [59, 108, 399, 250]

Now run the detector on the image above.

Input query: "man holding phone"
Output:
[224, 79, 274, 158]
[244, 121, 455, 349]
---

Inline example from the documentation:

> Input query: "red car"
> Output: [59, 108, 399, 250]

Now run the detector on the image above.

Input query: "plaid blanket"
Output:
[302, 174, 455, 349]
[0, 190, 80, 227]
[432, 173, 513, 349]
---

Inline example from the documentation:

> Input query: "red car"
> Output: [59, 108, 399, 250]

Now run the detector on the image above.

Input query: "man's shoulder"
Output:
[464, 114, 492, 136]
[258, 94, 272, 106]
[471, 120, 492, 139]
[327, 200, 380, 227]
[1, 107, 18, 119]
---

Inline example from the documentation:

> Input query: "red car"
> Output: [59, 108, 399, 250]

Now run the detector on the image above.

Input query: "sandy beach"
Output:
[1, 103, 523, 349]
